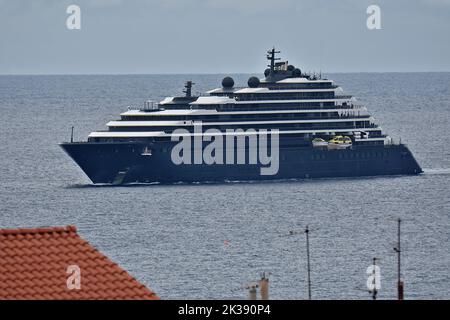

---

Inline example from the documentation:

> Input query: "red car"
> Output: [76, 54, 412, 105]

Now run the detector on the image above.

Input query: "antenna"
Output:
[266, 47, 281, 72]
[281, 226, 317, 299]
[305, 225, 312, 300]
[70, 126, 74, 143]
[393, 218, 404, 300]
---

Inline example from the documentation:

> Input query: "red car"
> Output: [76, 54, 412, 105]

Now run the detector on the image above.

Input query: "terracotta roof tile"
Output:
[0, 225, 159, 300]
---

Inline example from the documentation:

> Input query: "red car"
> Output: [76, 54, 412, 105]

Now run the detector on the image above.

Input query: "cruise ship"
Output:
[60, 48, 422, 184]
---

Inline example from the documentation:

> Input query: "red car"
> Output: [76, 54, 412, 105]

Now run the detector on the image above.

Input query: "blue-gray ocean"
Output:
[0, 73, 449, 299]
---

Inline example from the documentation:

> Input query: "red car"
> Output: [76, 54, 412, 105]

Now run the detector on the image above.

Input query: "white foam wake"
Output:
[423, 168, 450, 175]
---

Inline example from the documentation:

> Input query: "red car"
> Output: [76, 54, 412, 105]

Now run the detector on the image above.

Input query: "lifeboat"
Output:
[312, 138, 328, 148]
[327, 135, 352, 150]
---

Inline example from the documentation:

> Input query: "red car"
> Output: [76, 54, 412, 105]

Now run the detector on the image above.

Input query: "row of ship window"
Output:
[90, 131, 383, 143]
[311, 151, 390, 160]
[185, 102, 337, 111]
[106, 148, 391, 160]
[235, 92, 334, 101]
[110, 122, 376, 132]
[259, 83, 335, 89]
[122, 113, 360, 121]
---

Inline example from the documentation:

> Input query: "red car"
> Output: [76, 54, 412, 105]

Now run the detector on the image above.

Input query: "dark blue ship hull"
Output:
[60, 140, 422, 184]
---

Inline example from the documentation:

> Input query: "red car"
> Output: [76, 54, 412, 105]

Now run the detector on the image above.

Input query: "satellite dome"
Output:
[222, 76, 234, 88]
[287, 65, 295, 71]
[247, 76, 260, 88]
[293, 68, 302, 77]
[264, 68, 271, 77]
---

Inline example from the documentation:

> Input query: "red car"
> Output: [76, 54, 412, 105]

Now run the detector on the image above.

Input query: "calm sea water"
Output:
[0, 73, 449, 299]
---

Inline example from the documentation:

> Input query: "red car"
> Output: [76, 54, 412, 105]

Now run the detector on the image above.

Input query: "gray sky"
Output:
[1, 0, 449, 74]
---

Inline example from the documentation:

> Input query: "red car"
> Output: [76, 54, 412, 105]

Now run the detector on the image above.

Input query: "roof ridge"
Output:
[0, 225, 77, 236]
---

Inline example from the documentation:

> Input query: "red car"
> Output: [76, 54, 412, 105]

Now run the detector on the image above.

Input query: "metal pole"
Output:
[305, 225, 311, 300]
[395, 218, 404, 300]
[372, 257, 378, 300]
[70, 126, 74, 143]
[397, 219, 401, 289]
[248, 284, 257, 300]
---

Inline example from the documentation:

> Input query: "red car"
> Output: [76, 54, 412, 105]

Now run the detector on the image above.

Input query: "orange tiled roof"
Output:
[0, 225, 159, 300]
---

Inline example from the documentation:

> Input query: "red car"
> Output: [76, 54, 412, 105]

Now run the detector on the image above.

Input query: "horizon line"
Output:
[1, 70, 450, 76]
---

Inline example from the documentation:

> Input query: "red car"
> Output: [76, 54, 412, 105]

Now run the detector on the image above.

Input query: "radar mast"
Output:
[183, 81, 195, 97]
[267, 47, 281, 73]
